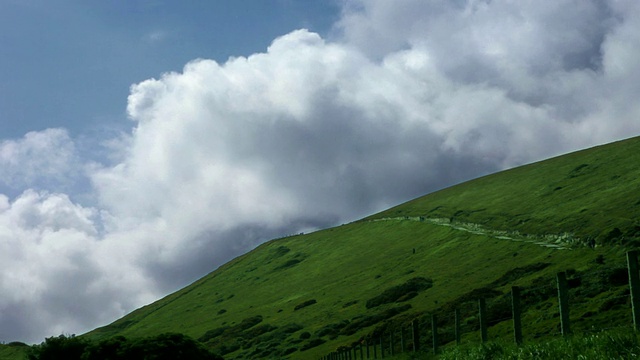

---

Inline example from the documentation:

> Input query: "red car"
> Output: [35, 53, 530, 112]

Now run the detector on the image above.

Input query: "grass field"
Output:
[372, 328, 640, 360]
[0, 343, 29, 360]
[79, 136, 640, 359]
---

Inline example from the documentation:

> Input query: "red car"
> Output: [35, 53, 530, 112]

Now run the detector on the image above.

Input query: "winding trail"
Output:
[369, 216, 574, 250]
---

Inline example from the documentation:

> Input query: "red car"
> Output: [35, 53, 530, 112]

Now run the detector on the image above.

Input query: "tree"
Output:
[28, 335, 89, 360]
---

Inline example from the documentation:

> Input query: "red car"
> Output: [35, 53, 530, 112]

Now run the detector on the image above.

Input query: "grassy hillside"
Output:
[85, 136, 640, 359]
[0, 343, 29, 360]
[370, 136, 640, 246]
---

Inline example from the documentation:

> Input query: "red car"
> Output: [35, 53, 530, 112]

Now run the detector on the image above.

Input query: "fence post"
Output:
[479, 298, 488, 343]
[373, 338, 377, 359]
[412, 319, 420, 352]
[628, 251, 640, 331]
[512, 286, 523, 345]
[366, 340, 370, 359]
[557, 271, 571, 336]
[379, 336, 384, 358]
[389, 331, 394, 356]
[455, 308, 461, 345]
[432, 314, 439, 354]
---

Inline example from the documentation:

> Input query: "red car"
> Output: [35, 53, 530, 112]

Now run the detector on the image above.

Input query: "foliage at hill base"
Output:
[26, 333, 222, 360]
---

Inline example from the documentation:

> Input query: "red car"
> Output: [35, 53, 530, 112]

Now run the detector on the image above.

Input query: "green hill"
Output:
[0, 343, 30, 360]
[85, 136, 640, 359]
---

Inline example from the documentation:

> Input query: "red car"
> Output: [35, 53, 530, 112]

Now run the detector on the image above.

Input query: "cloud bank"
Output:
[1, 0, 640, 343]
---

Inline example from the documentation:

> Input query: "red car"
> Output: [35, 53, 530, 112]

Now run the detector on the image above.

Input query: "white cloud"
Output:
[0, 129, 80, 191]
[0, 190, 156, 342]
[1, 0, 640, 344]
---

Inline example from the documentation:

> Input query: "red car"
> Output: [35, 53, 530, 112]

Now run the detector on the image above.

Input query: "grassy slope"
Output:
[370, 136, 640, 244]
[86, 136, 640, 359]
[0, 344, 29, 360]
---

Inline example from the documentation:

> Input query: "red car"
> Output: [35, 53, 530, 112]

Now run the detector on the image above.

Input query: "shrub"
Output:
[28, 335, 89, 360]
[366, 277, 433, 309]
[275, 259, 302, 270]
[198, 326, 230, 342]
[294, 299, 317, 311]
[237, 315, 263, 330]
[281, 323, 304, 334]
[122, 333, 222, 360]
[341, 304, 412, 335]
[282, 347, 298, 355]
[81, 336, 129, 360]
[300, 338, 326, 351]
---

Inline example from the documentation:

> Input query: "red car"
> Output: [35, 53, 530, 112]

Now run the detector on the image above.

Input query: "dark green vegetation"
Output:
[26, 333, 221, 360]
[69, 135, 640, 359]
[436, 329, 640, 360]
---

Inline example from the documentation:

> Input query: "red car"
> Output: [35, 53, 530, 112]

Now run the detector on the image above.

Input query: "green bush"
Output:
[121, 333, 221, 360]
[28, 335, 88, 360]
[294, 299, 317, 311]
[28, 333, 222, 360]
[366, 277, 433, 309]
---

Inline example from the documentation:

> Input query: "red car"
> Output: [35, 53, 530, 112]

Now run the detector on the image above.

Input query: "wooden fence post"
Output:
[479, 298, 488, 343]
[414, 319, 420, 352]
[379, 337, 384, 358]
[455, 308, 461, 345]
[557, 271, 571, 336]
[389, 331, 394, 356]
[373, 338, 377, 359]
[628, 251, 640, 331]
[366, 340, 370, 359]
[400, 326, 404, 352]
[512, 286, 523, 345]
[360, 343, 364, 360]
[432, 314, 439, 354]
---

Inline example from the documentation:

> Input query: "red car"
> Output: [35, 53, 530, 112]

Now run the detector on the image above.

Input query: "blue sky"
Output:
[0, 1, 339, 138]
[1, 0, 640, 344]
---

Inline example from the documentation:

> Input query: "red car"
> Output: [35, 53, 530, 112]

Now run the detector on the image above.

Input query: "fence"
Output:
[318, 250, 640, 359]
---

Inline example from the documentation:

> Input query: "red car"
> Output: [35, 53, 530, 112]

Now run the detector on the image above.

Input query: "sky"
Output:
[1, 0, 639, 344]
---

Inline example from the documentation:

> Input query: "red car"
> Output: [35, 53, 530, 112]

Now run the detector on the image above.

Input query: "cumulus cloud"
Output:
[1, 0, 640, 344]
[0, 129, 80, 192]
[0, 190, 156, 342]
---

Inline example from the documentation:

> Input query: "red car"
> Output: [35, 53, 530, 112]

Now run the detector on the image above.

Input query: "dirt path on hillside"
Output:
[370, 216, 574, 250]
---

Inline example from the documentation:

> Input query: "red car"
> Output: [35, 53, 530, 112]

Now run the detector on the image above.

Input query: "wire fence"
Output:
[319, 251, 640, 360]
